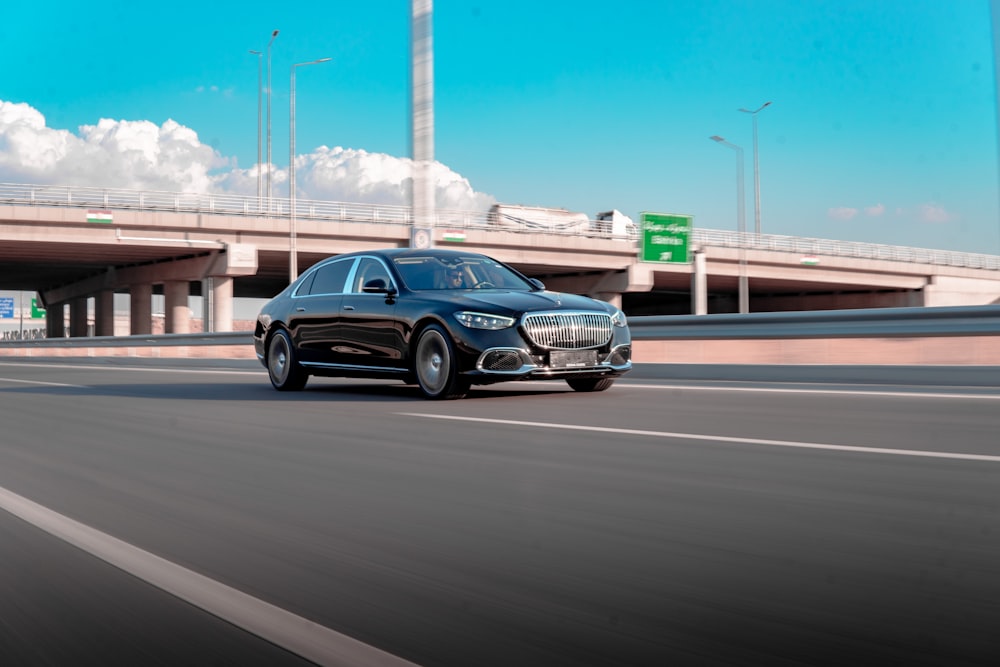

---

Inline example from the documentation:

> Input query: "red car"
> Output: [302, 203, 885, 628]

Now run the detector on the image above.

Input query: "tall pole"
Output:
[992, 0, 1000, 253]
[249, 50, 262, 212]
[266, 29, 279, 212]
[738, 101, 771, 236]
[410, 0, 435, 248]
[289, 58, 331, 283]
[711, 135, 749, 314]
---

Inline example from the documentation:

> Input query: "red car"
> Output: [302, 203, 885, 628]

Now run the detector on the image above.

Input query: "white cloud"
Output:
[290, 146, 496, 210]
[0, 100, 224, 191]
[827, 206, 858, 220]
[0, 99, 496, 211]
[918, 202, 954, 224]
[830, 202, 955, 225]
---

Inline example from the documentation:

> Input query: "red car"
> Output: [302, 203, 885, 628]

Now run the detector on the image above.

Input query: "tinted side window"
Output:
[294, 271, 316, 296]
[308, 260, 352, 295]
[351, 257, 393, 293]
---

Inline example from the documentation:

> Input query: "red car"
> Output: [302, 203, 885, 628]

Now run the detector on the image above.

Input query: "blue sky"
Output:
[1, 0, 998, 254]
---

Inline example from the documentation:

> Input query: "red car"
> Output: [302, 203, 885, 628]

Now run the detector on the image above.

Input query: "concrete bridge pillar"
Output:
[211, 277, 234, 332]
[600, 293, 623, 309]
[46, 303, 66, 338]
[692, 250, 708, 315]
[95, 290, 115, 337]
[130, 283, 153, 335]
[163, 280, 191, 334]
[69, 297, 89, 337]
[36, 243, 256, 336]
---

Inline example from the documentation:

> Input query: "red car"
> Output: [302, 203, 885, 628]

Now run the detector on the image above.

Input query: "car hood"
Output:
[448, 290, 612, 315]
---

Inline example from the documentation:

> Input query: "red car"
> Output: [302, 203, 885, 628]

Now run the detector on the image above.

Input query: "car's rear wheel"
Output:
[414, 324, 469, 399]
[267, 329, 308, 391]
[566, 377, 615, 392]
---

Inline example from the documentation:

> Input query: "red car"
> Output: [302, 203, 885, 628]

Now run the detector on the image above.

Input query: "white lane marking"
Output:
[398, 413, 1000, 464]
[0, 377, 88, 388]
[617, 382, 1000, 400]
[0, 486, 417, 667]
[1, 362, 996, 399]
[0, 361, 260, 377]
[495, 380, 1000, 401]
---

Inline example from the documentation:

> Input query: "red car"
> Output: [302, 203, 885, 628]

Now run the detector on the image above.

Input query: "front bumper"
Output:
[463, 343, 632, 384]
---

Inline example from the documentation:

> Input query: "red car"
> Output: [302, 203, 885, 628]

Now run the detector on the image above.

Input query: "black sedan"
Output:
[253, 248, 632, 399]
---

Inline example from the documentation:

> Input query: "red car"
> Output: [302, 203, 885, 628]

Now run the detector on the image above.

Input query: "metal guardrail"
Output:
[629, 305, 1000, 339]
[1, 306, 998, 350]
[0, 332, 253, 349]
[3, 182, 999, 269]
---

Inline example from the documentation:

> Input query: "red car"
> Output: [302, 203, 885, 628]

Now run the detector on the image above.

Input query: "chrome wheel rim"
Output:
[417, 330, 449, 395]
[269, 335, 289, 384]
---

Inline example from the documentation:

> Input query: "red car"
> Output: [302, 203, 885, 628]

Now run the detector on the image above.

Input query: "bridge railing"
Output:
[3, 182, 1000, 270]
[2, 305, 999, 351]
[691, 229, 1000, 271]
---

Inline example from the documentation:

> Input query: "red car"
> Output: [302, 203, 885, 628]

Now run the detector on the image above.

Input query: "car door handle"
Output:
[342, 305, 355, 311]
[295, 307, 306, 312]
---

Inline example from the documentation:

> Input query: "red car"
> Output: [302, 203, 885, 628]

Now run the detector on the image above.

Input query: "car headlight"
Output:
[454, 311, 516, 330]
[611, 308, 628, 328]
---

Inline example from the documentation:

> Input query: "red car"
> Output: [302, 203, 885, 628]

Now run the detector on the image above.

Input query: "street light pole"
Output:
[266, 29, 279, 212]
[289, 58, 332, 283]
[711, 135, 749, 314]
[410, 0, 435, 248]
[738, 101, 771, 236]
[249, 50, 262, 212]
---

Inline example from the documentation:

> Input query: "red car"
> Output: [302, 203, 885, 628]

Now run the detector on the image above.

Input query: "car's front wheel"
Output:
[267, 329, 308, 391]
[566, 377, 615, 392]
[414, 324, 469, 399]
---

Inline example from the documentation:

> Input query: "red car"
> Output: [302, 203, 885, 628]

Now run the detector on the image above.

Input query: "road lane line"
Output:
[0, 376, 88, 388]
[0, 361, 259, 376]
[398, 413, 1000, 464]
[0, 486, 418, 667]
[488, 380, 1000, 400]
[618, 382, 1000, 400]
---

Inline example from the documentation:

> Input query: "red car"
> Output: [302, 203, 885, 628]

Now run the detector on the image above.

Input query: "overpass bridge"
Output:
[2, 182, 1000, 337]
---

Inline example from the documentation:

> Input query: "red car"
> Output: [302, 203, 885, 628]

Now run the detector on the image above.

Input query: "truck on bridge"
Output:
[488, 203, 635, 239]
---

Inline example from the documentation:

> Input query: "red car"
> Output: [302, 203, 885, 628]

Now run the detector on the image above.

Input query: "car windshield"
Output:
[393, 255, 534, 291]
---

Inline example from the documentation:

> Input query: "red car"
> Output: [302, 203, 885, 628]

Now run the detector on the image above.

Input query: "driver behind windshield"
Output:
[446, 267, 467, 288]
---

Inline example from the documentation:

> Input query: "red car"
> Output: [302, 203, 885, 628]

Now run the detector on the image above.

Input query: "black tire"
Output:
[267, 329, 308, 391]
[414, 324, 469, 399]
[566, 377, 615, 393]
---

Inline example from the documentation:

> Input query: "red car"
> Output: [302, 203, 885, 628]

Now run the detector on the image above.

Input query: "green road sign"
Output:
[639, 212, 692, 263]
[31, 297, 46, 319]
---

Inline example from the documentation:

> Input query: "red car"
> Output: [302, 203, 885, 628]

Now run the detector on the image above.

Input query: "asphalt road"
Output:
[0, 359, 998, 666]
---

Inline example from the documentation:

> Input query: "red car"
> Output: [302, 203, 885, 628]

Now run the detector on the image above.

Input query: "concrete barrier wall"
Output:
[1, 307, 998, 366]
[2, 337, 996, 365]
[633, 336, 1000, 366]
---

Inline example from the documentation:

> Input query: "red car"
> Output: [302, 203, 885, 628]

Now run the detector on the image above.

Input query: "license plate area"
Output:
[549, 349, 598, 368]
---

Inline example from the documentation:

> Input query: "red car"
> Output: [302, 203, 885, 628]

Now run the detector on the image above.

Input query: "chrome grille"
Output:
[521, 312, 613, 350]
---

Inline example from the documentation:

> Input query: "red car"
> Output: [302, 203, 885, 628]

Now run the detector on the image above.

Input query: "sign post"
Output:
[639, 212, 692, 264]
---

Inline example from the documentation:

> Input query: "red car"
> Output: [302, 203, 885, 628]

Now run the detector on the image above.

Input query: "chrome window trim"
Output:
[292, 257, 356, 298]
[346, 255, 397, 295]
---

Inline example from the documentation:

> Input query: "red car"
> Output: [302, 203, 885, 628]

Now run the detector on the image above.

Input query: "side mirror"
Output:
[362, 278, 393, 294]
[528, 278, 545, 291]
